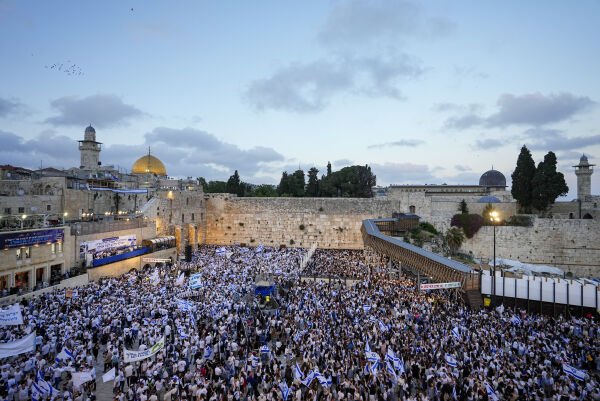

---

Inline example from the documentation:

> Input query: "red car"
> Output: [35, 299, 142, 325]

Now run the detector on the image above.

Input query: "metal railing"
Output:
[70, 218, 148, 236]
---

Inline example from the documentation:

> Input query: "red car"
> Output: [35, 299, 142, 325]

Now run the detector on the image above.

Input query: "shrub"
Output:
[318, 207, 324, 212]
[450, 213, 483, 238]
[250, 238, 255, 243]
[299, 224, 305, 230]
[418, 222, 438, 235]
[289, 239, 295, 245]
[506, 215, 533, 227]
[239, 222, 244, 227]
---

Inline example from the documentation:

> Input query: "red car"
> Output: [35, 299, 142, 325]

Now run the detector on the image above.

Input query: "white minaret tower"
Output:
[78, 125, 102, 171]
[573, 154, 594, 201]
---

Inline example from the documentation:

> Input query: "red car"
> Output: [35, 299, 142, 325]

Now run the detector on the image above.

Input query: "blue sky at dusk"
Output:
[1, 0, 599, 199]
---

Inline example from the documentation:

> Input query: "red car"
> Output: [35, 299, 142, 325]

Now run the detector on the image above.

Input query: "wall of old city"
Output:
[460, 218, 600, 278]
[204, 196, 401, 249]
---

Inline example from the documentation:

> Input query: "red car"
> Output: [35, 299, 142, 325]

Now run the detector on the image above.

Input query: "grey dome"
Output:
[85, 125, 95, 133]
[479, 169, 506, 187]
[477, 195, 501, 203]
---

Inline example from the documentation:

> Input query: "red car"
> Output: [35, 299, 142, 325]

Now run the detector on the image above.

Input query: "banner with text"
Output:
[124, 337, 165, 362]
[80, 235, 136, 259]
[0, 304, 23, 326]
[189, 273, 203, 289]
[420, 282, 461, 291]
[0, 332, 35, 358]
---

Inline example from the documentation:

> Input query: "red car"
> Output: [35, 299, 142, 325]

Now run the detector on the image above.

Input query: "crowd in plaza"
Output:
[0, 244, 599, 401]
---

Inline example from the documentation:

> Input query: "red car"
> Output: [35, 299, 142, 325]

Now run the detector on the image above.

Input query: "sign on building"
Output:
[419, 282, 461, 291]
[79, 235, 136, 259]
[0, 229, 64, 249]
[142, 258, 171, 263]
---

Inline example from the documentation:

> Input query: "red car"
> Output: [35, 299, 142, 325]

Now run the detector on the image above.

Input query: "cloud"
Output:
[559, 151, 595, 162]
[0, 96, 23, 117]
[444, 92, 594, 129]
[318, 0, 454, 47]
[472, 138, 504, 150]
[454, 165, 470, 172]
[0, 129, 79, 169]
[143, 127, 285, 179]
[333, 159, 354, 167]
[45, 94, 144, 128]
[368, 139, 424, 149]
[370, 162, 436, 186]
[523, 128, 600, 151]
[245, 53, 423, 112]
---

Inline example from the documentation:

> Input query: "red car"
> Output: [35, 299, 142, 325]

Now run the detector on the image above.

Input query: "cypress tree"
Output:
[531, 151, 569, 211]
[511, 145, 536, 212]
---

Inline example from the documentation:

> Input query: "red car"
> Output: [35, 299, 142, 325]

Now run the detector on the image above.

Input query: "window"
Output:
[191, 213, 195, 221]
[47, 205, 52, 211]
[409, 205, 416, 214]
[25, 247, 31, 259]
[51, 243, 56, 254]
[57, 242, 62, 253]
[18, 207, 25, 214]
[182, 213, 185, 222]
[3, 208, 10, 214]
[16, 248, 23, 260]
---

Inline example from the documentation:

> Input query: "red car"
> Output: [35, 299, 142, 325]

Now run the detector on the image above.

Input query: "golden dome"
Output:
[132, 154, 167, 176]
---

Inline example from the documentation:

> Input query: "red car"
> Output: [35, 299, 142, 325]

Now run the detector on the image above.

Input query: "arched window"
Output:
[569, 212, 574, 219]
[409, 205, 416, 214]
[583, 213, 593, 219]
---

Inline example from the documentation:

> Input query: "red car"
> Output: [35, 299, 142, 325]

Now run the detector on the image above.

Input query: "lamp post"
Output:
[490, 210, 500, 304]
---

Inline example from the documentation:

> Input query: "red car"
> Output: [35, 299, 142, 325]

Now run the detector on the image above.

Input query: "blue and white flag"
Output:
[365, 339, 371, 353]
[176, 298, 194, 313]
[260, 344, 271, 355]
[510, 316, 522, 325]
[204, 345, 213, 359]
[485, 381, 499, 400]
[33, 370, 58, 400]
[369, 360, 379, 376]
[451, 327, 461, 340]
[216, 247, 227, 255]
[294, 363, 305, 380]
[386, 359, 397, 380]
[445, 354, 458, 367]
[563, 363, 586, 381]
[256, 243, 264, 253]
[452, 385, 458, 400]
[366, 351, 380, 363]
[178, 327, 189, 338]
[300, 370, 315, 387]
[378, 320, 389, 333]
[279, 381, 291, 400]
[363, 305, 372, 312]
[386, 348, 399, 369]
[398, 356, 406, 375]
[251, 355, 260, 368]
[55, 347, 74, 363]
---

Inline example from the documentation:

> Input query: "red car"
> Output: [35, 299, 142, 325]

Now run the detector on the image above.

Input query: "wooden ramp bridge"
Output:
[362, 219, 482, 309]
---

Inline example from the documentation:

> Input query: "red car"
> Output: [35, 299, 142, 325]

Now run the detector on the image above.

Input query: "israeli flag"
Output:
[510, 316, 522, 325]
[256, 243, 264, 253]
[55, 347, 74, 363]
[386, 348, 399, 368]
[366, 351, 380, 363]
[451, 327, 461, 340]
[398, 356, 406, 375]
[204, 345, 213, 359]
[363, 305, 371, 312]
[386, 359, 397, 379]
[159, 287, 167, 294]
[365, 339, 371, 353]
[485, 381, 499, 400]
[369, 316, 377, 323]
[301, 370, 315, 387]
[216, 247, 227, 255]
[279, 381, 291, 400]
[445, 354, 458, 367]
[293, 331, 303, 343]
[260, 344, 271, 354]
[316, 373, 329, 387]
[369, 360, 379, 376]
[563, 363, 586, 381]
[178, 327, 189, 338]
[452, 385, 458, 400]
[252, 355, 260, 368]
[34, 370, 58, 398]
[294, 363, 305, 380]
[378, 320, 389, 332]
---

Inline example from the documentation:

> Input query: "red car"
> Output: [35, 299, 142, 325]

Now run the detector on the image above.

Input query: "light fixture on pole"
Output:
[489, 210, 501, 303]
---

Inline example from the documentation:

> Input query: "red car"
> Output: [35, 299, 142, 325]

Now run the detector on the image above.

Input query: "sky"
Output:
[0, 0, 599, 199]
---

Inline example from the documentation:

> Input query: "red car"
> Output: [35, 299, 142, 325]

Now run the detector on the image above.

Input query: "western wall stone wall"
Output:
[204, 196, 401, 249]
[460, 218, 600, 278]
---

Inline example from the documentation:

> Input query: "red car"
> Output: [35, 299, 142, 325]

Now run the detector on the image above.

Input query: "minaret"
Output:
[78, 125, 102, 171]
[573, 154, 594, 201]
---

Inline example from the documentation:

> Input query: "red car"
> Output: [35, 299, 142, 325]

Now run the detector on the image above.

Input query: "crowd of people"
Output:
[0, 244, 598, 401]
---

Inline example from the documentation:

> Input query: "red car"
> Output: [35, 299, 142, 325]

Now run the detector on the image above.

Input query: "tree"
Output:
[458, 199, 469, 214]
[197, 177, 207, 191]
[292, 169, 306, 197]
[326, 161, 332, 176]
[481, 203, 494, 223]
[277, 172, 291, 196]
[511, 145, 536, 212]
[205, 181, 227, 193]
[306, 167, 319, 197]
[226, 170, 241, 195]
[445, 227, 465, 255]
[252, 184, 278, 197]
[531, 151, 569, 212]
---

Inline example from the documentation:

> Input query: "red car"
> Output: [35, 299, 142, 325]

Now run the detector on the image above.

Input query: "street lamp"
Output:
[490, 210, 501, 303]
